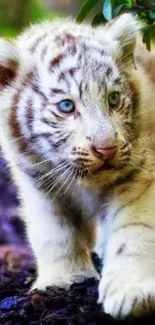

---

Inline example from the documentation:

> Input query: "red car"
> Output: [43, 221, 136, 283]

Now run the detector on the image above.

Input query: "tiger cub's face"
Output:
[0, 15, 141, 189]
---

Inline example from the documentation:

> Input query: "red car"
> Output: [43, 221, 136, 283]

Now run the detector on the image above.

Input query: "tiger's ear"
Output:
[104, 14, 141, 65]
[0, 38, 19, 88]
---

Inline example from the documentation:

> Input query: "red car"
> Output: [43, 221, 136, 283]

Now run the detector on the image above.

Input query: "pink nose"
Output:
[91, 145, 117, 160]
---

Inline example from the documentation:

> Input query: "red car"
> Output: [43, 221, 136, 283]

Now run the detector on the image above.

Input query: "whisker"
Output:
[130, 155, 153, 181]
[9, 135, 26, 143]
[63, 169, 77, 195]
[132, 136, 155, 143]
[34, 162, 69, 189]
[134, 106, 155, 119]
[38, 164, 67, 185]
[43, 165, 71, 193]
[52, 167, 75, 201]
[47, 165, 73, 200]
[25, 158, 53, 169]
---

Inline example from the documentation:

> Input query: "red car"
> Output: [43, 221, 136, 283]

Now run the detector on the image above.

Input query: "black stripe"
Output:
[117, 296, 126, 318]
[51, 88, 66, 95]
[50, 54, 65, 70]
[51, 135, 70, 149]
[51, 111, 64, 121]
[106, 67, 112, 77]
[26, 97, 33, 132]
[121, 142, 129, 150]
[113, 77, 122, 85]
[41, 117, 58, 128]
[30, 33, 47, 53]
[79, 81, 83, 99]
[116, 98, 126, 113]
[31, 84, 48, 102]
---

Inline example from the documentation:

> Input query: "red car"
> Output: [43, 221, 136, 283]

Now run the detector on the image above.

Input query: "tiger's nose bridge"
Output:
[96, 135, 117, 149]
[93, 119, 117, 148]
[85, 114, 117, 150]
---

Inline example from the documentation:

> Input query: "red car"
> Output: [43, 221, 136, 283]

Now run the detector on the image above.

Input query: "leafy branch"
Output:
[77, 0, 155, 50]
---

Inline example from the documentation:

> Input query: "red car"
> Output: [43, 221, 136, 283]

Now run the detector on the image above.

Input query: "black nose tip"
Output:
[91, 145, 117, 160]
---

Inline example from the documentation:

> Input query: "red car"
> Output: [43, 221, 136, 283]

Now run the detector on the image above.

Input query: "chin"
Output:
[80, 168, 120, 190]
[81, 159, 131, 189]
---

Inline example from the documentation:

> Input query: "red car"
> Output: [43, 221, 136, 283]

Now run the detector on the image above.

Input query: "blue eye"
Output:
[57, 99, 75, 114]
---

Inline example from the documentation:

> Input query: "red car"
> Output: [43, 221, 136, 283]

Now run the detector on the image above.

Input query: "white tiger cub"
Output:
[0, 13, 155, 319]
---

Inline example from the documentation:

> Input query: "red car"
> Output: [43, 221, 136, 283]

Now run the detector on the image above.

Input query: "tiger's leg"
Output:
[18, 171, 98, 290]
[98, 182, 155, 319]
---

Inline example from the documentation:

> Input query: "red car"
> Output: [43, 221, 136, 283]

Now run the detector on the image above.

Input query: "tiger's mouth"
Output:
[77, 160, 129, 180]
[75, 162, 118, 179]
[92, 163, 116, 174]
[73, 153, 129, 180]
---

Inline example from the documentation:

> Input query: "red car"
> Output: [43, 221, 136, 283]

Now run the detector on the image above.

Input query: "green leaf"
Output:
[103, 0, 112, 21]
[76, 0, 100, 23]
[137, 0, 155, 10]
[127, 0, 134, 7]
[103, 0, 130, 21]
[143, 29, 151, 51]
[147, 23, 155, 40]
[113, 4, 127, 17]
[92, 12, 107, 25]
[127, 7, 141, 14]
[147, 11, 155, 20]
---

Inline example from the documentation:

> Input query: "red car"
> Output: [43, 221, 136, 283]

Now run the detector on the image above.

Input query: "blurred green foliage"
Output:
[0, 0, 59, 37]
[77, 0, 155, 50]
[30, 0, 60, 23]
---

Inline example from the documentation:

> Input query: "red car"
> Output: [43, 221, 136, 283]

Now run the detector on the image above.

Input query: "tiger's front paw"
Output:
[98, 272, 155, 319]
[31, 266, 99, 291]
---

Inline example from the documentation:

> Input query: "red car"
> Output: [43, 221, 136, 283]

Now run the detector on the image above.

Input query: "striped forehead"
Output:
[33, 30, 119, 97]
